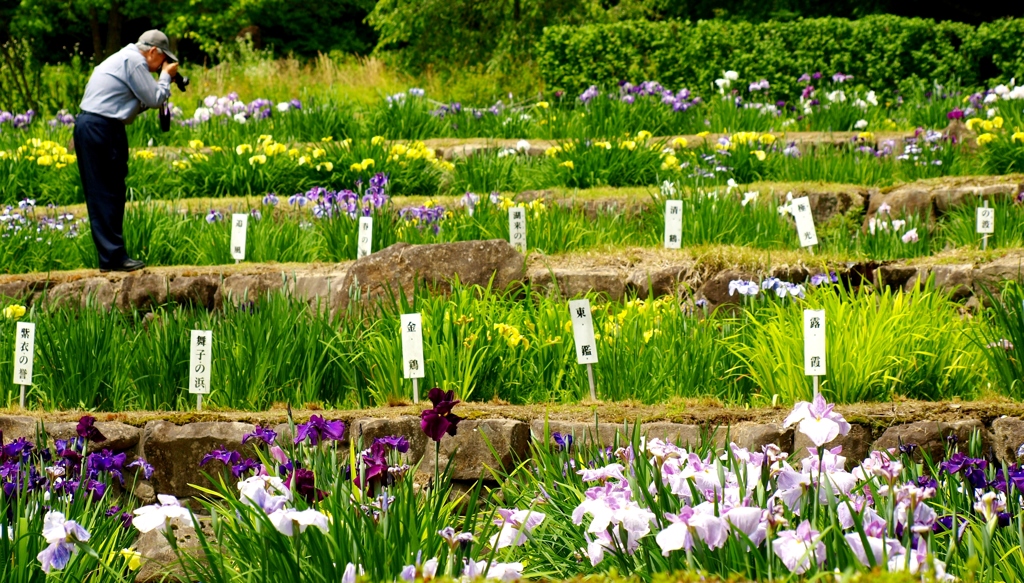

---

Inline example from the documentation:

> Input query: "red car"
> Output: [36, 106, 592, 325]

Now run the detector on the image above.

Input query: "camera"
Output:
[172, 72, 190, 92]
[159, 73, 190, 132]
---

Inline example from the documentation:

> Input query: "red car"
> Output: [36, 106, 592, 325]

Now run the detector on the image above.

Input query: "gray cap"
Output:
[137, 30, 178, 63]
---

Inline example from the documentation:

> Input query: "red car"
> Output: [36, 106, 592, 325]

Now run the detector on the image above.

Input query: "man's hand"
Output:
[162, 61, 179, 78]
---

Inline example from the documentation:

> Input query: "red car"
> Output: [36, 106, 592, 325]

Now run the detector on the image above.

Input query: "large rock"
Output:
[640, 423, 703, 448]
[118, 273, 169, 311]
[865, 186, 934, 223]
[973, 254, 1024, 295]
[877, 264, 919, 291]
[0, 415, 38, 442]
[214, 273, 286, 309]
[991, 417, 1024, 465]
[168, 275, 220, 309]
[792, 423, 874, 469]
[136, 522, 213, 583]
[339, 240, 524, 309]
[530, 420, 634, 449]
[932, 180, 1021, 214]
[139, 421, 255, 497]
[871, 419, 986, 462]
[776, 188, 867, 223]
[45, 420, 142, 452]
[43, 277, 118, 310]
[697, 269, 757, 308]
[627, 264, 697, 299]
[730, 423, 794, 453]
[293, 275, 342, 309]
[903, 264, 974, 299]
[529, 268, 625, 300]
[418, 420, 530, 481]
[353, 416, 430, 465]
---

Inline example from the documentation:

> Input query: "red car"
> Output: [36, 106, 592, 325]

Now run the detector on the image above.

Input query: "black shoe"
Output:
[100, 258, 146, 273]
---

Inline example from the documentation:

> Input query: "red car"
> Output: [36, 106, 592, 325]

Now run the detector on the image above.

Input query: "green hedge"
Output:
[537, 15, 1024, 97]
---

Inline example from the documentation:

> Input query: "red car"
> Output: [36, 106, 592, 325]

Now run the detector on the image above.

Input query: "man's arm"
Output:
[126, 62, 172, 109]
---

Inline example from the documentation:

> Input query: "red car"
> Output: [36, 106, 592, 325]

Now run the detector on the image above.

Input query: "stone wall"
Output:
[2, 411, 1021, 503]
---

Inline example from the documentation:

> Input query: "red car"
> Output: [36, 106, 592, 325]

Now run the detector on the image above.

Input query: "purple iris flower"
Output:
[127, 458, 155, 480]
[290, 99, 302, 110]
[579, 86, 599, 104]
[200, 445, 242, 467]
[37, 512, 90, 573]
[205, 210, 223, 223]
[359, 441, 390, 486]
[2, 437, 33, 461]
[243, 425, 278, 445]
[801, 85, 815, 99]
[420, 388, 462, 442]
[947, 108, 965, 120]
[287, 468, 325, 503]
[810, 272, 838, 286]
[370, 172, 389, 189]
[552, 432, 573, 451]
[263, 193, 279, 206]
[375, 435, 410, 453]
[293, 415, 346, 445]
[798, 73, 811, 83]
[811, 71, 822, 80]
[106, 505, 121, 517]
[231, 458, 261, 477]
[288, 194, 309, 207]
[79, 479, 107, 502]
[76, 416, 107, 443]
[87, 449, 127, 484]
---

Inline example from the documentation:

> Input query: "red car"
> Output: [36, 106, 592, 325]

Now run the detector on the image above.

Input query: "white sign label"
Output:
[791, 196, 818, 247]
[665, 200, 683, 249]
[189, 330, 213, 395]
[400, 313, 425, 379]
[358, 216, 373, 258]
[13, 322, 35, 386]
[977, 206, 995, 234]
[230, 214, 248, 261]
[568, 299, 599, 365]
[803, 310, 826, 376]
[509, 206, 527, 253]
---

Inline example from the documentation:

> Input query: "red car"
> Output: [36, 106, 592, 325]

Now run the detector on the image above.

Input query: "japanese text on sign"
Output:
[13, 322, 35, 386]
[508, 207, 527, 253]
[568, 299, 598, 365]
[400, 313, 425, 379]
[665, 200, 683, 249]
[791, 196, 818, 247]
[189, 330, 213, 395]
[976, 207, 995, 234]
[230, 214, 248, 261]
[803, 310, 826, 376]
[358, 216, 373, 258]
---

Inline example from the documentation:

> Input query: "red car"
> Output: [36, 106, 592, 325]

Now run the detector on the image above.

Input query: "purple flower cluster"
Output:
[189, 93, 302, 125]
[0, 109, 35, 129]
[399, 204, 446, 233]
[1, 415, 155, 509]
[47, 110, 75, 128]
[1, 205, 82, 239]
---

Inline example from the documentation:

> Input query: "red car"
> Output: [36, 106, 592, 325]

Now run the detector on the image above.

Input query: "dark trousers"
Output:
[74, 112, 130, 269]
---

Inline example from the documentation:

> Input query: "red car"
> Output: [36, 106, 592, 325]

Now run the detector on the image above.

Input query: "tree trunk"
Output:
[105, 0, 123, 58]
[89, 6, 104, 60]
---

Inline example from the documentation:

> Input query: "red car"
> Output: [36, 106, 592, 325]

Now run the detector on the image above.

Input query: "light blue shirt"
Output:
[79, 43, 171, 124]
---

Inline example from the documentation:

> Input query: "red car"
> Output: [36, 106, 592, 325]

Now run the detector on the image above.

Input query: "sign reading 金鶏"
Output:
[400, 313, 425, 379]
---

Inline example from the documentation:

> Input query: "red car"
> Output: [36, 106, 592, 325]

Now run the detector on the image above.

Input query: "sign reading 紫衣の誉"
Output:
[569, 299, 598, 365]
[664, 200, 683, 249]
[230, 214, 248, 261]
[400, 313, 425, 379]
[509, 207, 527, 253]
[13, 322, 35, 386]
[791, 196, 817, 247]
[803, 310, 826, 376]
[189, 330, 212, 395]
